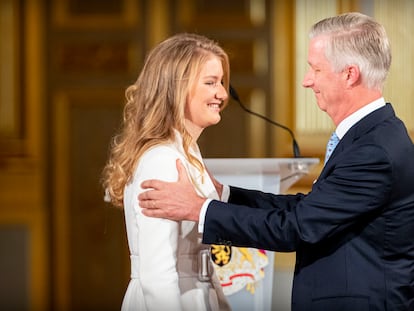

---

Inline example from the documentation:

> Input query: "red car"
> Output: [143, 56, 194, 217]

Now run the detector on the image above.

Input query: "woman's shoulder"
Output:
[132, 143, 186, 182]
[141, 143, 183, 163]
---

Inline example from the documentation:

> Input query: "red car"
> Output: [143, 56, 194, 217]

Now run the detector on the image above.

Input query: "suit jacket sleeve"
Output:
[202, 143, 393, 252]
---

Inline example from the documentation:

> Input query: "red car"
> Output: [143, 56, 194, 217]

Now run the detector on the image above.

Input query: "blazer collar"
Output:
[340, 103, 395, 146]
[324, 103, 395, 166]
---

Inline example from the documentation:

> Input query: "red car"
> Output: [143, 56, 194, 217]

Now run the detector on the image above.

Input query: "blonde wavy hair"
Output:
[102, 33, 230, 208]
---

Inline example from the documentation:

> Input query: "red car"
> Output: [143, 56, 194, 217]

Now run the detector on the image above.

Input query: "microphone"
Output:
[229, 84, 301, 158]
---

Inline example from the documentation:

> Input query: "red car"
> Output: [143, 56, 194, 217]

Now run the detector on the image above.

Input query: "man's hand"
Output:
[139, 159, 206, 222]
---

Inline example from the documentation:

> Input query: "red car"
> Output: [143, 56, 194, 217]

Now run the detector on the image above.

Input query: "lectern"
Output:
[204, 158, 319, 311]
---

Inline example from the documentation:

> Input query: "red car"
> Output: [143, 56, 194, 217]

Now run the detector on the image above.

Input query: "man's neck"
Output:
[332, 88, 382, 126]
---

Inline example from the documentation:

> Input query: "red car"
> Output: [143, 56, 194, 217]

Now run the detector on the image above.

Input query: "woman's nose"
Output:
[216, 84, 228, 100]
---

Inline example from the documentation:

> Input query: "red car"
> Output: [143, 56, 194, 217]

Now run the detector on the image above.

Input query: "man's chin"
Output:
[316, 102, 326, 112]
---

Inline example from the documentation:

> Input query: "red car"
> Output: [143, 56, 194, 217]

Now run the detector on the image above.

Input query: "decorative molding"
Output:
[53, 41, 140, 76]
[51, 0, 140, 28]
[176, 0, 263, 29]
[0, 0, 23, 154]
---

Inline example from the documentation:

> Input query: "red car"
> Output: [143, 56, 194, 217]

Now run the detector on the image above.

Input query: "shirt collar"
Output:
[335, 98, 386, 139]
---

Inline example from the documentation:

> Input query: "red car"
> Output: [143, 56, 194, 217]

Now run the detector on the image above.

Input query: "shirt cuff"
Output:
[221, 185, 230, 201]
[198, 199, 211, 233]
[198, 185, 230, 233]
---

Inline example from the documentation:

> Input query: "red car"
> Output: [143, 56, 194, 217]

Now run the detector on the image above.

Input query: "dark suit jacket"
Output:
[203, 104, 414, 311]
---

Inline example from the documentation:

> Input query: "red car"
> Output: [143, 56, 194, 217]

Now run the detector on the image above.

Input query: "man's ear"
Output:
[344, 64, 361, 87]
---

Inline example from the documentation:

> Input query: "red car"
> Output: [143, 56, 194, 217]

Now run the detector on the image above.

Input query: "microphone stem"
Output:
[229, 85, 301, 158]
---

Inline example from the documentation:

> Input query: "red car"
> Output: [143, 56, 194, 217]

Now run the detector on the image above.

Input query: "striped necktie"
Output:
[324, 132, 339, 164]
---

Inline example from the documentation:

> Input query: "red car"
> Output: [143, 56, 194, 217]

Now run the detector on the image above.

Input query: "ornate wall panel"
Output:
[0, 0, 48, 310]
[53, 90, 128, 311]
[0, 0, 24, 154]
[48, 1, 145, 310]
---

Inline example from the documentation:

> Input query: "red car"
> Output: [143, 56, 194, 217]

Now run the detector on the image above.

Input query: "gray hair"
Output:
[309, 12, 391, 90]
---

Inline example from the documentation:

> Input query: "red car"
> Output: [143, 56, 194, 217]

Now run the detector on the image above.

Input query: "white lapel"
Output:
[173, 131, 219, 237]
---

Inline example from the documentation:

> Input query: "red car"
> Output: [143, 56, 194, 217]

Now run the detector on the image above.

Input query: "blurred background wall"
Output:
[0, 0, 413, 310]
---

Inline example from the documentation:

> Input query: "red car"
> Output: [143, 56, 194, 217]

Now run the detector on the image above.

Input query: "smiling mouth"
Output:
[208, 103, 222, 110]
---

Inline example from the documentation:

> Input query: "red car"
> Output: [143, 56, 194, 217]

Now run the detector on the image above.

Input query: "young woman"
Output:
[102, 33, 231, 311]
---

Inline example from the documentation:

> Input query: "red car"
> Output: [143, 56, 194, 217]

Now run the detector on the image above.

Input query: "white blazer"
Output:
[122, 132, 230, 311]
